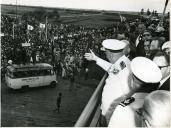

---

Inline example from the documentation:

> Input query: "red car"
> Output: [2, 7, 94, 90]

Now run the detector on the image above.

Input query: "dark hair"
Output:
[143, 29, 152, 35]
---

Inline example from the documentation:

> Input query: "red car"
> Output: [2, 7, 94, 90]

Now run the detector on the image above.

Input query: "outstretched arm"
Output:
[84, 49, 112, 71]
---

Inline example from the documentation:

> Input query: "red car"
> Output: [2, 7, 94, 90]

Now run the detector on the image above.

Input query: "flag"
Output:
[0, 33, 4, 36]
[54, 36, 58, 40]
[27, 24, 34, 30]
[22, 42, 31, 47]
[39, 23, 46, 29]
[119, 14, 126, 22]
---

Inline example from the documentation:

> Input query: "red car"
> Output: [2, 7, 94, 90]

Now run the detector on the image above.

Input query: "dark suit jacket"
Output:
[136, 36, 145, 57]
[159, 77, 170, 91]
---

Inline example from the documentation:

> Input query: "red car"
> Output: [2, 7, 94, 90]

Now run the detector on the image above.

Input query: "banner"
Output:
[120, 15, 126, 22]
[27, 24, 34, 30]
[40, 23, 46, 29]
[0, 33, 4, 36]
[22, 42, 31, 47]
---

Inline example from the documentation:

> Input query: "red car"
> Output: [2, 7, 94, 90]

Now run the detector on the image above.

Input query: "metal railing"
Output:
[74, 73, 107, 127]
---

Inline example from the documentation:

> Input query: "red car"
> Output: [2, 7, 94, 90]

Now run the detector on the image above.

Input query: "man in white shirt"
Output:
[84, 39, 132, 126]
[108, 57, 162, 127]
[152, 52, 170, 90]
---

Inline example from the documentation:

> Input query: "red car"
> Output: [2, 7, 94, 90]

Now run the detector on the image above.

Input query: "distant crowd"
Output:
[1, 9, 170, 81]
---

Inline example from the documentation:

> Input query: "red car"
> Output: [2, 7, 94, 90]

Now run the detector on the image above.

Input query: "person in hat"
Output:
[7, 60, 13, 66]
[84, 39, 132, 126]
[162, 41, 170, 56]
[149, 37, 163, 59]
[108, 57, 162, 127]
[152, 52, 170, 91]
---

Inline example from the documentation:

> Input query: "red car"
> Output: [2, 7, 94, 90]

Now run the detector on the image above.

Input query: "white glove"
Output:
[84, 49, 98, 61]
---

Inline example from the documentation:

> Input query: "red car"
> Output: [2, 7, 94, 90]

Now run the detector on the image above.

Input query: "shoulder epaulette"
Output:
[119, 97, 135, 107]
[120, 61, 126, 70]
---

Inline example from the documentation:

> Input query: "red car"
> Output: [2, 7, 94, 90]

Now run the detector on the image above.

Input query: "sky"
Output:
[1, 0, 170, 13]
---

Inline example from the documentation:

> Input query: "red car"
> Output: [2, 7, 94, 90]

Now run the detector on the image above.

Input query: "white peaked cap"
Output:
[131, 57, 162, 83]
[156, 26, 165, 32]
[121, 40, 130, 45]
[8, 60, 12, 64]
[102, 39, 127, 51]
[162, 41, 170, 50]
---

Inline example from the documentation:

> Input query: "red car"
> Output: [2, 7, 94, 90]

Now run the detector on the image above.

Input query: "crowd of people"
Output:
[1, 8, 170, 127]
[84, 10, 170, 127]
[1, 13, 116, 80]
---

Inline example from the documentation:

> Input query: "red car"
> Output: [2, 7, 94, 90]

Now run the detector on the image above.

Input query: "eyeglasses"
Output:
[159, 65, 169, 69]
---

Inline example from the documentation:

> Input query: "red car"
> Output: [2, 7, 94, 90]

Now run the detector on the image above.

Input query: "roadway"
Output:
[1, 76, 97, 127]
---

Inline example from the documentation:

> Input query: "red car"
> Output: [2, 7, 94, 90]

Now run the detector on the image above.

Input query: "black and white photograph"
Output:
[1, 0, 170, 127]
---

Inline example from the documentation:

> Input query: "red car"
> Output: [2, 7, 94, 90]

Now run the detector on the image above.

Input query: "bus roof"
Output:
[7, 63, 53, 72]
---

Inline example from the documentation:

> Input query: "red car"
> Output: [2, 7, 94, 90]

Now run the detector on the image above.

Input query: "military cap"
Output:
[162, 41, 170, 50]
[102, 39, 127, 51]
[155, 26, 165, 32]
[8, 60, 13, 64]
[131, 57, 162, 83]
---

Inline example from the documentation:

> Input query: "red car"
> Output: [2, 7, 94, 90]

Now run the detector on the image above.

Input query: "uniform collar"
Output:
[159, 75, 170, 88]
[113, 55, 127, 67]
[132, 92, 148, 99]
[108, 55, 128, 73]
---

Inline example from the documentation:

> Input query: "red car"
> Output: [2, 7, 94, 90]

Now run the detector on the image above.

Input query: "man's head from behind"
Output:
[142, 90, 170, 127]
[131, 57, 162, 90]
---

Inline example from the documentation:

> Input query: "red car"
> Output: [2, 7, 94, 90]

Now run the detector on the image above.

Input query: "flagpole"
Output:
[39, 30, 41, 40]
[27, 23, 29, 43]
[161, 0, 169, 25]
[50, 29, 55, 67]
[45, 16, 48, 41]
[15, 0, 17, 20]
[12, 22, 15, 39]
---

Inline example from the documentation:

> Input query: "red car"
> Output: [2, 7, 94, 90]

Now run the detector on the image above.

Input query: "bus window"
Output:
[38, 70, 45, 76]
[13, 72, 21, 78]
[6, 70, 14, 78]
[51, 70, 54, 75]
[7, 69, 54, 78]
[27, 70, 38, 77]
[43, 69, 53, 76]
[13, 71, 32, 78]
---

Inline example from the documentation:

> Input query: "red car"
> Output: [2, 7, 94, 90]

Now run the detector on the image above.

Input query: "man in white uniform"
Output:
[108, 57, 162, 127]
[84, 39, 132, 126]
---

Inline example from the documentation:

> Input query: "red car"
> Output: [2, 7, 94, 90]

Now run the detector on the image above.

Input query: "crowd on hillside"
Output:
[1, 9, 170, 81]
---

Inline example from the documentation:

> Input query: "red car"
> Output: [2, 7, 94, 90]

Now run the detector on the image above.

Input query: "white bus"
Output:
[5, 63, 57, 89]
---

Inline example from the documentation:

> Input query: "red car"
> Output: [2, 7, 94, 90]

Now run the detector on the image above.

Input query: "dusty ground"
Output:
[1, 76, 100, 127]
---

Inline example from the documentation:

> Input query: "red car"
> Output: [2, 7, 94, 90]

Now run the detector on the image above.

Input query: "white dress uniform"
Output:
[108, 57, 162, 127]
[108, 92, 148, 127]
[96, 55, 132, 116]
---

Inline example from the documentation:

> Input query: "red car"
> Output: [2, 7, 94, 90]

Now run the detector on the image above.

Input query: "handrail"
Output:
[74, 73, 107, 127]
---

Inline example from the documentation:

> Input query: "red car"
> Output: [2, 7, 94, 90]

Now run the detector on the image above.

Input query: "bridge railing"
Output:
[74, 73, 107, 127]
